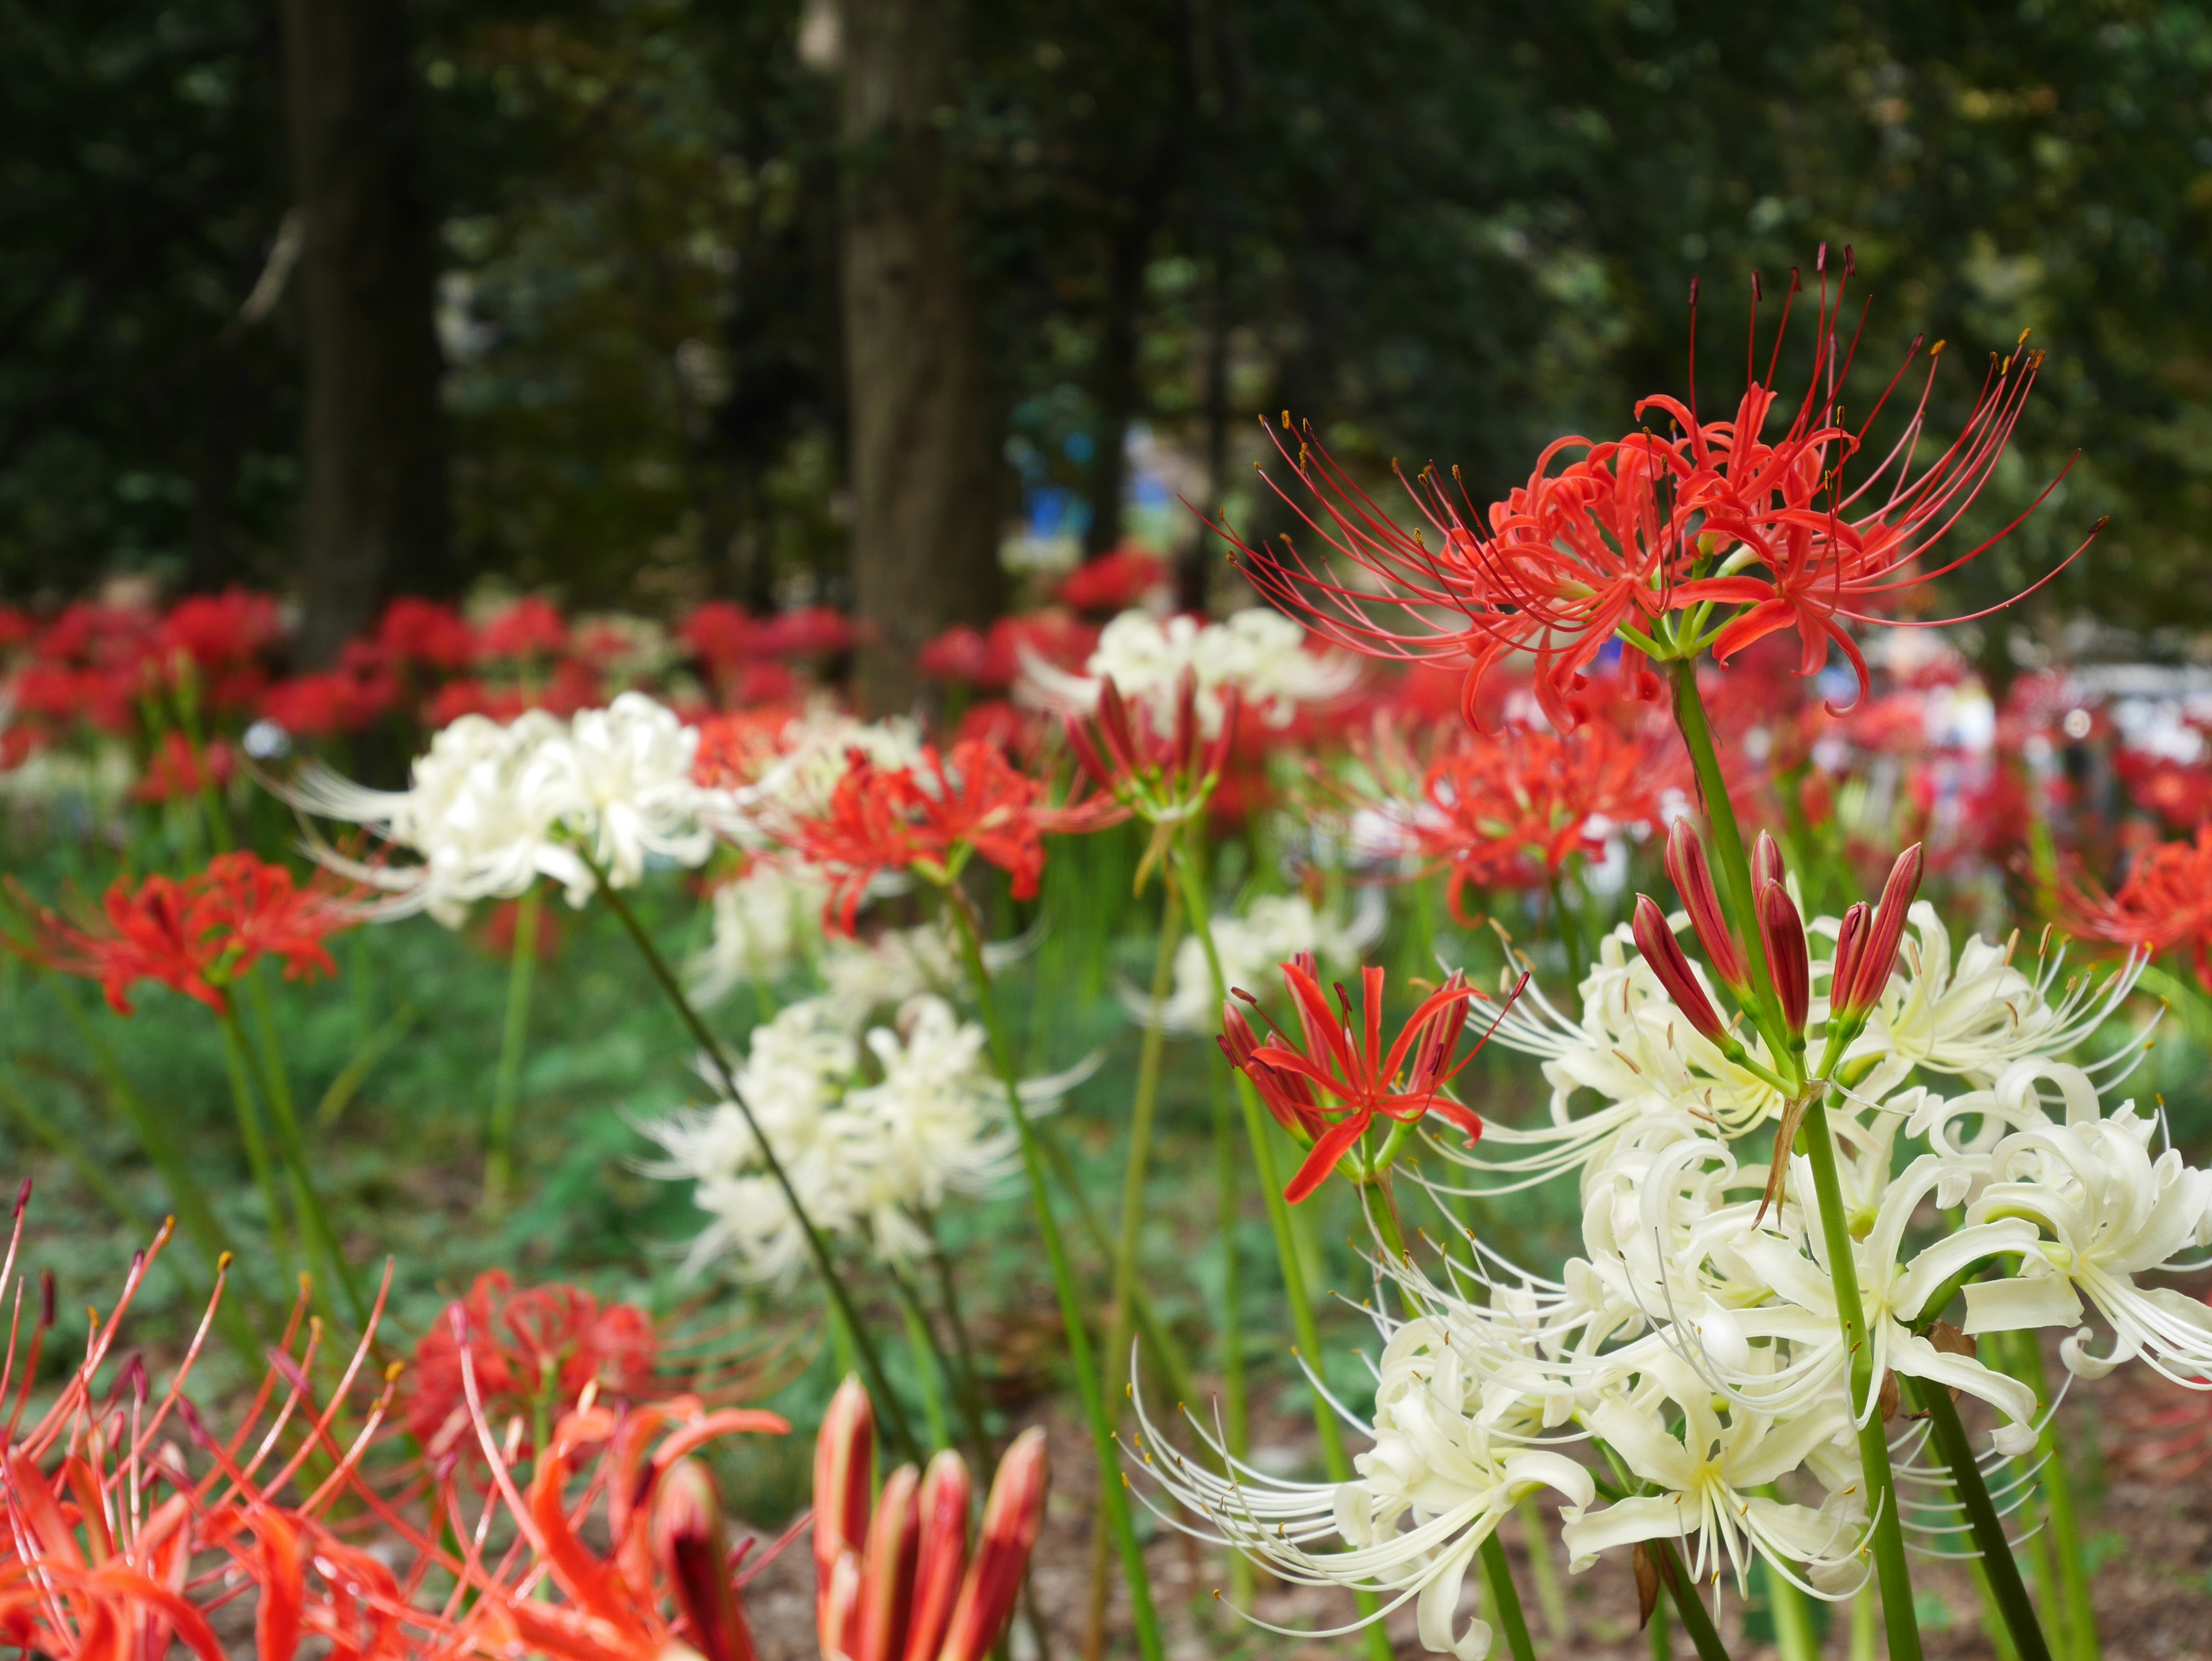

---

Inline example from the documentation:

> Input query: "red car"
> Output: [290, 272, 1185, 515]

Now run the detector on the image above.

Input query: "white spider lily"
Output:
[1560, 1350, 1866, 1599]
[690, 864, 828, 1004]
[1963, 1106, 2212, 1383]
[1123, 889, 1384, 1032]
[1128, 1322, 1591, 1661]
[642, 994, 1089, 1281]
[1018, 607, 1360, 736]
[285, 693, 711, 925]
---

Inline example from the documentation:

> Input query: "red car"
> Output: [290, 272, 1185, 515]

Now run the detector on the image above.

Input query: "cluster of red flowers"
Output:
[0, 589, 859, 767]
[1229, 249, 2093, 733]
[2054, 826, 2212, 989]
[781, 740, 1126, 932]
[7, 850, 359, 1014]
[0, 1199, 1050, 1661]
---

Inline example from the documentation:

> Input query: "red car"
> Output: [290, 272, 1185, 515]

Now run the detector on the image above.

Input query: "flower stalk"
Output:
[484, 884, 542, 1209]
[944, 894, 1166, 1661]
[1910, 1377, 2054, 1661]
[588, 856, 921, 1464]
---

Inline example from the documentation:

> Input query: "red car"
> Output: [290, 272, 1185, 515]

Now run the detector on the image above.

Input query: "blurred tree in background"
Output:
[3, 0, 2209, 675]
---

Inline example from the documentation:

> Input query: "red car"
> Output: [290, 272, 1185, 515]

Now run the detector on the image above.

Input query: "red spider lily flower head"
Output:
[810, 1375, 1043, 1661]
[377, 595, 478, 670]
[1223, 960, 1509, 1203]
[781, 741, 1126, 934]
[918, 625, 1013, 689]
[133, 731, 237, 804]
[403, 1270, 660, 1466]
[262, 660, 402, 738]
[752, 606, 857, 658]
[476, 595, 570, 661]
[1058, 545, 1167, 614]
[680, 600, 762, 672]
[159, 588, 282, 710]
[1405, 720, 1668, 922]
[1066, 671, 1237, 888]
[9, 852, 358, 1015]
[1225, 249, 2098, 735]
[692, 706, 805, 792]
[2115, 745, 2212, 834]
[2052, 826, 2212, 989]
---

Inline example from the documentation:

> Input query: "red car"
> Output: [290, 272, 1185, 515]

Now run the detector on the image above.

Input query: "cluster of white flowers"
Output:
[1020, 607, 1359, 736]
[289, 693, 713, 926]
[642, 992, 1090, 1281]
[689, 864, 831, 1005]
[1125, 890, 1387, 1031]
[1134, 905, 2212, 1659]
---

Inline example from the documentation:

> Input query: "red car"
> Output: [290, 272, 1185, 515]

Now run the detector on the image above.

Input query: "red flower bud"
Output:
[1632, 895, 1729, 1043]
[857, 1464, 921, 1661]
[814, 1375, 875, 1625]
[1843, 843, 1924, 1016]
[937, 1428, 1048, 1661]
[1752, 830, 1785, 894]
[1829, 902, 1870, 1023]
[823, 1550, 864, 1661]
[1757, 880, 1810, 1032]
[902, 1452, 971, 1661]
[1062, 717, 1113, 793]
[652, 1459, 756, 1661]
[1664, 820, 1749, 992]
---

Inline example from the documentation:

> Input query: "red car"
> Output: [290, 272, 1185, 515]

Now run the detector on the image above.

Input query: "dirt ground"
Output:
[734, 1355, 2212, 1661]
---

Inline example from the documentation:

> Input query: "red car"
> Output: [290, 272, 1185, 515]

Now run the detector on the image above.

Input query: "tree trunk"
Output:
[280, 0, 450, 667]
[837, 0, 1002, 716]
[1082, 219, 1149, 561]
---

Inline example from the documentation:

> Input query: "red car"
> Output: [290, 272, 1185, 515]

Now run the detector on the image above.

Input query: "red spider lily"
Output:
[476, 596, 570, 661]
[403, 1271, 659, 1467]
[133, 731, 237, 804]
[263, 659, 402, 738]
[2115, 745, 2212, 834]
[376, 596, 478, 671]
[9, 852, 359, 1015]
[691, 707, 805, 792]
[680, 601, 762, 673]
[1219, 958, 1504, 1203]
[158, 589, 282, 711]
[1058, 545, 1166, 614]
[779, 740, 1126, 933]
[918, 614, 1099, 692]
[811, 1376, 1046, 1661]
[1065, 672, 1236, 887]
[2052, 826, 2212, 989]
[751, 606, 857, 658]
[1227, 250, 2093, 734]
[1404, 720, 1668, 921]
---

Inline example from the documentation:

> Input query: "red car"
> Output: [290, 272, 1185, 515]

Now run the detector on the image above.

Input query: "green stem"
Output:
[591, 864, 919, 1463]
[1516, 1495, 1571, 1644]
[2003, 1331, 2096, 1660]
[215, 1006, 294, 1276]
[484, 885, 543, 1208]
[1755, 1492, 1822, 1661]
[1647, 1595, 1671, 1661]
[921, 1216, 997, 1471]
[1085, 890, 1182, 1661]
[1476, 1534, 1539, 1661]
[1911, 1379, 2053, 1661]
[1169, 838, 1395, 1661]
[1666, 657, 1790, 1061]
[945, 897, 1165, 1661]
[1210, 1064, 1253, 1607]
[1544, 869, 1586, 990]
[890, 1265, 955, 1453]
[1651, 1539, 1730, 1661]
[1800, 1088, 1923, 1661]
[240, 971, 369, 1327]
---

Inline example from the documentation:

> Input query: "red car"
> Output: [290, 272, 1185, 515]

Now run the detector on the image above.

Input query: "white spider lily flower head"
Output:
[642, 993, 1090, 1281]
[1559, 1350, 1866, 1599]
[1855, 902, 2149, 1083]
[1961, 1105, 2212, 1383]
[1018, 607, 1359, 736]
[690, 862, 828, 1005]
[283, 693, 713, 925]
[1128, 1318, 1592, 1661]
[819, 924, 963, 1027]
[1127, 888, 1385, 1032]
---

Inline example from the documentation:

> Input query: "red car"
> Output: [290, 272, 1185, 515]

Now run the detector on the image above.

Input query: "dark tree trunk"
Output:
[280, 0, 450, 667]
[1082, 219, 1149, 561]
[837, 0, 1002, 716]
